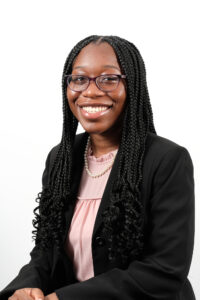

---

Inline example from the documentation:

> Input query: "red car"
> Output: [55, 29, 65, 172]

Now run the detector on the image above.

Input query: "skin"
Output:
[8, 42, 127, 300]
[67, 42, 127, 157]
[8, 288, 58, 300]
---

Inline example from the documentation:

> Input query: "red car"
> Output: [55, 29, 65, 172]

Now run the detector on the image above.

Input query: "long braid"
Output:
[32, 35, 157, 264]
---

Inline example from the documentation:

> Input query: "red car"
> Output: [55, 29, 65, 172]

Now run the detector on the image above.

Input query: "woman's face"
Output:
[66, 42, 127, 135]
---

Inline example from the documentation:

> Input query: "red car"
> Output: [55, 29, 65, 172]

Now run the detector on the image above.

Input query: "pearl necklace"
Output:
[84, 136, 117, 178]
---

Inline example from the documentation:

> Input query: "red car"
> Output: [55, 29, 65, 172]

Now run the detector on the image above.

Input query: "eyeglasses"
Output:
[64, 74, 126, 92]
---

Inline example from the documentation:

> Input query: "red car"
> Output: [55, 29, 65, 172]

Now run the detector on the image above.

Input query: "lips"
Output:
[77, 102, 113, 108]
[79, 105, 112, 120]
[80, 105, 112, 108]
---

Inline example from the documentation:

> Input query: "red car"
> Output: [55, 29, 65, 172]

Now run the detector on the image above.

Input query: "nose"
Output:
[81, 79, 105, 97]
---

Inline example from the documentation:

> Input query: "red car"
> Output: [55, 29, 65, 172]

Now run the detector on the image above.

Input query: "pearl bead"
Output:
[84, 136, 116, 178]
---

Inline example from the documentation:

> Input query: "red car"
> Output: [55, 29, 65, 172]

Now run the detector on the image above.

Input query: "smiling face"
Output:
[66, 42, 127, 136]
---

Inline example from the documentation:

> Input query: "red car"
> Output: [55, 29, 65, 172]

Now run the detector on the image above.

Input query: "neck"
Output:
[89, 127, 122, 158]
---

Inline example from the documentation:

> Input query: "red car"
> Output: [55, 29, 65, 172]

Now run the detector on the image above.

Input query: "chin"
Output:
[81, 126, 109, 135]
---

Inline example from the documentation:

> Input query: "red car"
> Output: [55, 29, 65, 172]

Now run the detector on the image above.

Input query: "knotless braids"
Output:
[32, 35, 157, 265]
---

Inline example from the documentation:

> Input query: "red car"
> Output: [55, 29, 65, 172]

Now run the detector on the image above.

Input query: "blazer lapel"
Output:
[92, 142, 120, 239]
[62, 131, 120, 244]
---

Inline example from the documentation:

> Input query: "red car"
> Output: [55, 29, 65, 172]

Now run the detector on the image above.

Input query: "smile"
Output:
[79, 105, 112, 119]
[82, 106, 110, 113]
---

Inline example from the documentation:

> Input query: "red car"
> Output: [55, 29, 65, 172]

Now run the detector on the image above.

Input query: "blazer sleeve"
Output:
[0, 148, 54, 300]
[54, 146, 195, 300]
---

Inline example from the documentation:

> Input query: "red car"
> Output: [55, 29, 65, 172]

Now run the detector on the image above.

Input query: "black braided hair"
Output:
[32, 35, 157, 265]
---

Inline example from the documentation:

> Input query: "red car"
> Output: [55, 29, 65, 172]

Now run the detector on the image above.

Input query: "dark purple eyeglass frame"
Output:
[64, 74, 127, 92]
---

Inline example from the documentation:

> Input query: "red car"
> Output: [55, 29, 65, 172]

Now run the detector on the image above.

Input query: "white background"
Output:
[0, 0, 199, 298]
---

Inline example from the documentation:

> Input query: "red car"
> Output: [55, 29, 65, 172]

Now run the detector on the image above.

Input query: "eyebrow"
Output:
[73, 65, 120, 71]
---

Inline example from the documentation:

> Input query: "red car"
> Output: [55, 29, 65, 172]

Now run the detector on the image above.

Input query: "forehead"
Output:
[72, 42, 121, 71]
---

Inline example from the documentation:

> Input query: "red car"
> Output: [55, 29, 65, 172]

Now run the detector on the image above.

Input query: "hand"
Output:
[8, 288, 45, 300]
[44, 293, 59, 300]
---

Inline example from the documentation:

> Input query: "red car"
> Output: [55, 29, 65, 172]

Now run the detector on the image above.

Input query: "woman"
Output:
[0, 35, 196, 300]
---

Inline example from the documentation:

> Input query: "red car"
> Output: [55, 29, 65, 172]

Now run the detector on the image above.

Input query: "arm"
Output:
[0, 148, 54, 300]
[54, 146, 195, 300]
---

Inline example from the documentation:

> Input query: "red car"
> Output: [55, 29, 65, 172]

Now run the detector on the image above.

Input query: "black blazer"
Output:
[0, 131, 196, 300]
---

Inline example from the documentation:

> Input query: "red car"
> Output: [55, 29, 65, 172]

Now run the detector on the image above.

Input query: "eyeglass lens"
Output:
[67, 75, 120, 92]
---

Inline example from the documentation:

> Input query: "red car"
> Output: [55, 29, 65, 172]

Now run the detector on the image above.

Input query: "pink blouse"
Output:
[65, 146, 118, 282]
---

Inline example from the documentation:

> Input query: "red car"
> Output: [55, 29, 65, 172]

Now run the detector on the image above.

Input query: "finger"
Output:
[23, 288, 43, 300]
[30, 288, 45, 300]
[8, 295, 18, 300]
[23, 289, 32, 296]
[9, 290, 34, 300]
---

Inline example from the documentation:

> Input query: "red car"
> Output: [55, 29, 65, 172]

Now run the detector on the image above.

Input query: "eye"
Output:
[100, 75, 119, 84]
[71, 75, 88, 85]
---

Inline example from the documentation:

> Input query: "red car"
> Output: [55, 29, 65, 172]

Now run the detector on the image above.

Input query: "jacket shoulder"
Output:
[146, 131, 190, 156]
[145, 132, 193, 171]
[49, 131, 191, 164]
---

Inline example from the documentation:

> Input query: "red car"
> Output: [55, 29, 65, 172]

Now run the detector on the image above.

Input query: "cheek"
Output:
[66, 89, 76, 114]
[66, 88, 80, 109]
[118, 89, 126, 100]
[112, 86, 127, 104]
[66, 88, 75, 102]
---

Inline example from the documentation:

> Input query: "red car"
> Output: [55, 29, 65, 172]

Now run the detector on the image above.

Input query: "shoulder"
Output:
[46, 131, 193, 170]
[144, 131, 193, 173]
[146, 131, 192, 156]
[146, 131, 187, 155]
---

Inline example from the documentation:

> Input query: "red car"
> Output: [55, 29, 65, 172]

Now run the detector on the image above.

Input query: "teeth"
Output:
[82, 106, 109, 113]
